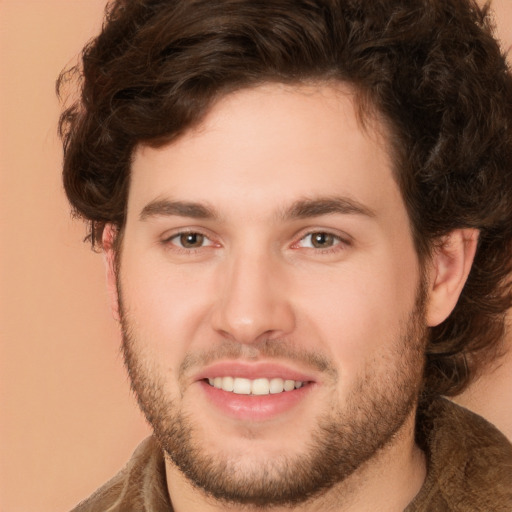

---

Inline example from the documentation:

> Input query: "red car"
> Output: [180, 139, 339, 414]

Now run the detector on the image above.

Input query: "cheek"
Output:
[119, 255, 217, 359]
[293, 256, 419, 376]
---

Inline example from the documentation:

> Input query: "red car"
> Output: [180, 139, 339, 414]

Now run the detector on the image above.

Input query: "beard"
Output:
[118, 285, 427, 508]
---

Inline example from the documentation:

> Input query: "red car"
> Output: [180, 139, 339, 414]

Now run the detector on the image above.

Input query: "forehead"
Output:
[128, 83, 402, 225]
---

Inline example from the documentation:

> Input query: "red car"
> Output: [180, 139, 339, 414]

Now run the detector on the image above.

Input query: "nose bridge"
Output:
[212, 242, 295, 343]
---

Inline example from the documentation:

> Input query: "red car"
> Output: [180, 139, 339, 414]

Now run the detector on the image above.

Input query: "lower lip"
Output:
[199, 380, 315, 421]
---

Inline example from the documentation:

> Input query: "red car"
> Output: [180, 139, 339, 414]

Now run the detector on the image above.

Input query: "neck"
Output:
[164, 409, 426, 512]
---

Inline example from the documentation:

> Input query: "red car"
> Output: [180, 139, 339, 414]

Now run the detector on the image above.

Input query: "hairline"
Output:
[109, 78, 421, 251]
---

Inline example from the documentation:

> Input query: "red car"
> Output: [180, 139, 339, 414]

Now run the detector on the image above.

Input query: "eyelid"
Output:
[291, 228, 353, 251]
[160, 228, 219, 249]
[158, 226, 352, 252]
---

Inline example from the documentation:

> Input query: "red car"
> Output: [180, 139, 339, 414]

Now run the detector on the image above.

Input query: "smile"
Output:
[207, 377, 304, 395]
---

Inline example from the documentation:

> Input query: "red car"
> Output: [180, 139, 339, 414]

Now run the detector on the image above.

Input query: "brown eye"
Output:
[179, 232, 205, 248]
[296, 231, 343, 250]
[310, 232, 336, 248]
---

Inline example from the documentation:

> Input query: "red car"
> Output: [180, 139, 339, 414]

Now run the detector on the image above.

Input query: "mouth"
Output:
[205, 376, 306, 395]
[195, 361, 318, 421]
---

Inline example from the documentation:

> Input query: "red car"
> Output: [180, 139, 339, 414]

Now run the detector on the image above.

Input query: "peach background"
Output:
[0, 2, 150, 511]
[0, 1, 510, 511]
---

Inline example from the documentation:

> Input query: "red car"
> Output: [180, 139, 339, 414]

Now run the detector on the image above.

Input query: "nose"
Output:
[211, 250, 296, 345]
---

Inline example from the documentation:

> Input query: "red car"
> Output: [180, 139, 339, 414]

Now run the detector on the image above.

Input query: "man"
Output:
[58, 0, 512, 510]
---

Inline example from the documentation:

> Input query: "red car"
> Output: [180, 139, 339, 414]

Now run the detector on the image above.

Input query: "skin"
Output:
[104, 83, 478, 511]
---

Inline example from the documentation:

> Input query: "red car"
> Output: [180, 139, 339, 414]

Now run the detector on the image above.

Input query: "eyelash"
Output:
[160, 229, 351, 255]
[161, 230, 217, 253]
[292, 231, 350, 254]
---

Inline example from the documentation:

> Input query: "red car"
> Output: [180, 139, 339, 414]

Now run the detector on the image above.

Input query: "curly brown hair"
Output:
[57, 0, 512, 396]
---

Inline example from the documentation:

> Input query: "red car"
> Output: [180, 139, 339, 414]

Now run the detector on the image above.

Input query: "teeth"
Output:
[208, 377, 304, 395]
[283, 379, 295, 391]
[252, 378, 270, 395]
[269, 378, 284, 394]
[233, 377, 251, 395]
[221, 376, 234, 392]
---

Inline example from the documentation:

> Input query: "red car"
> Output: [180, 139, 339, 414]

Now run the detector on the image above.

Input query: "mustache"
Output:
[116, 283, 338, 382]
[178, 338, 338, 382]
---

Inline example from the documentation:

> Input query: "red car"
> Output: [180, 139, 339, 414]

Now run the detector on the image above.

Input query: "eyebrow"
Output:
[139, 196, 376, 222]
[140, 199, 217, 221]
[283, 197, 376, 220]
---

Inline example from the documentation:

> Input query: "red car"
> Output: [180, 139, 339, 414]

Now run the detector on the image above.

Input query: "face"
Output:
[116, 83, 427, 506]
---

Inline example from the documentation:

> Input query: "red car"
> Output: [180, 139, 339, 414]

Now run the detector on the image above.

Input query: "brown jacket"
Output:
[71, 397, 512, 511]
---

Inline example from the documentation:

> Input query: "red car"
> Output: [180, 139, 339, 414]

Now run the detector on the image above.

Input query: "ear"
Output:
[426, 228, 479, 327]
[102, 224, 121, 323]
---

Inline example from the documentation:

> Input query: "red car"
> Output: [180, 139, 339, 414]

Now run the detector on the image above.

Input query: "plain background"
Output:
[0, 2, 150, 511]
[0, 1, 511, 511]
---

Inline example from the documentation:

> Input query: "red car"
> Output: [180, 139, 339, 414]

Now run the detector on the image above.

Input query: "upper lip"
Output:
[193, 360, 318, 383]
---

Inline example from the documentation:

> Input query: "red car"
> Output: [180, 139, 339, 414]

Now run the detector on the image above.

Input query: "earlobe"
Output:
[426, 229, 479, 327]
[102, 224, 121, 323]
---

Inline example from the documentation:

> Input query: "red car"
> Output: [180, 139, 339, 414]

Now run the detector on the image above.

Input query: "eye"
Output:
[296, 232, 345, 250]
[166, 231, 214, 249]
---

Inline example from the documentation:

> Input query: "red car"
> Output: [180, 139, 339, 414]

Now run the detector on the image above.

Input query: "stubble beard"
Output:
[118, 288, 427, 508]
